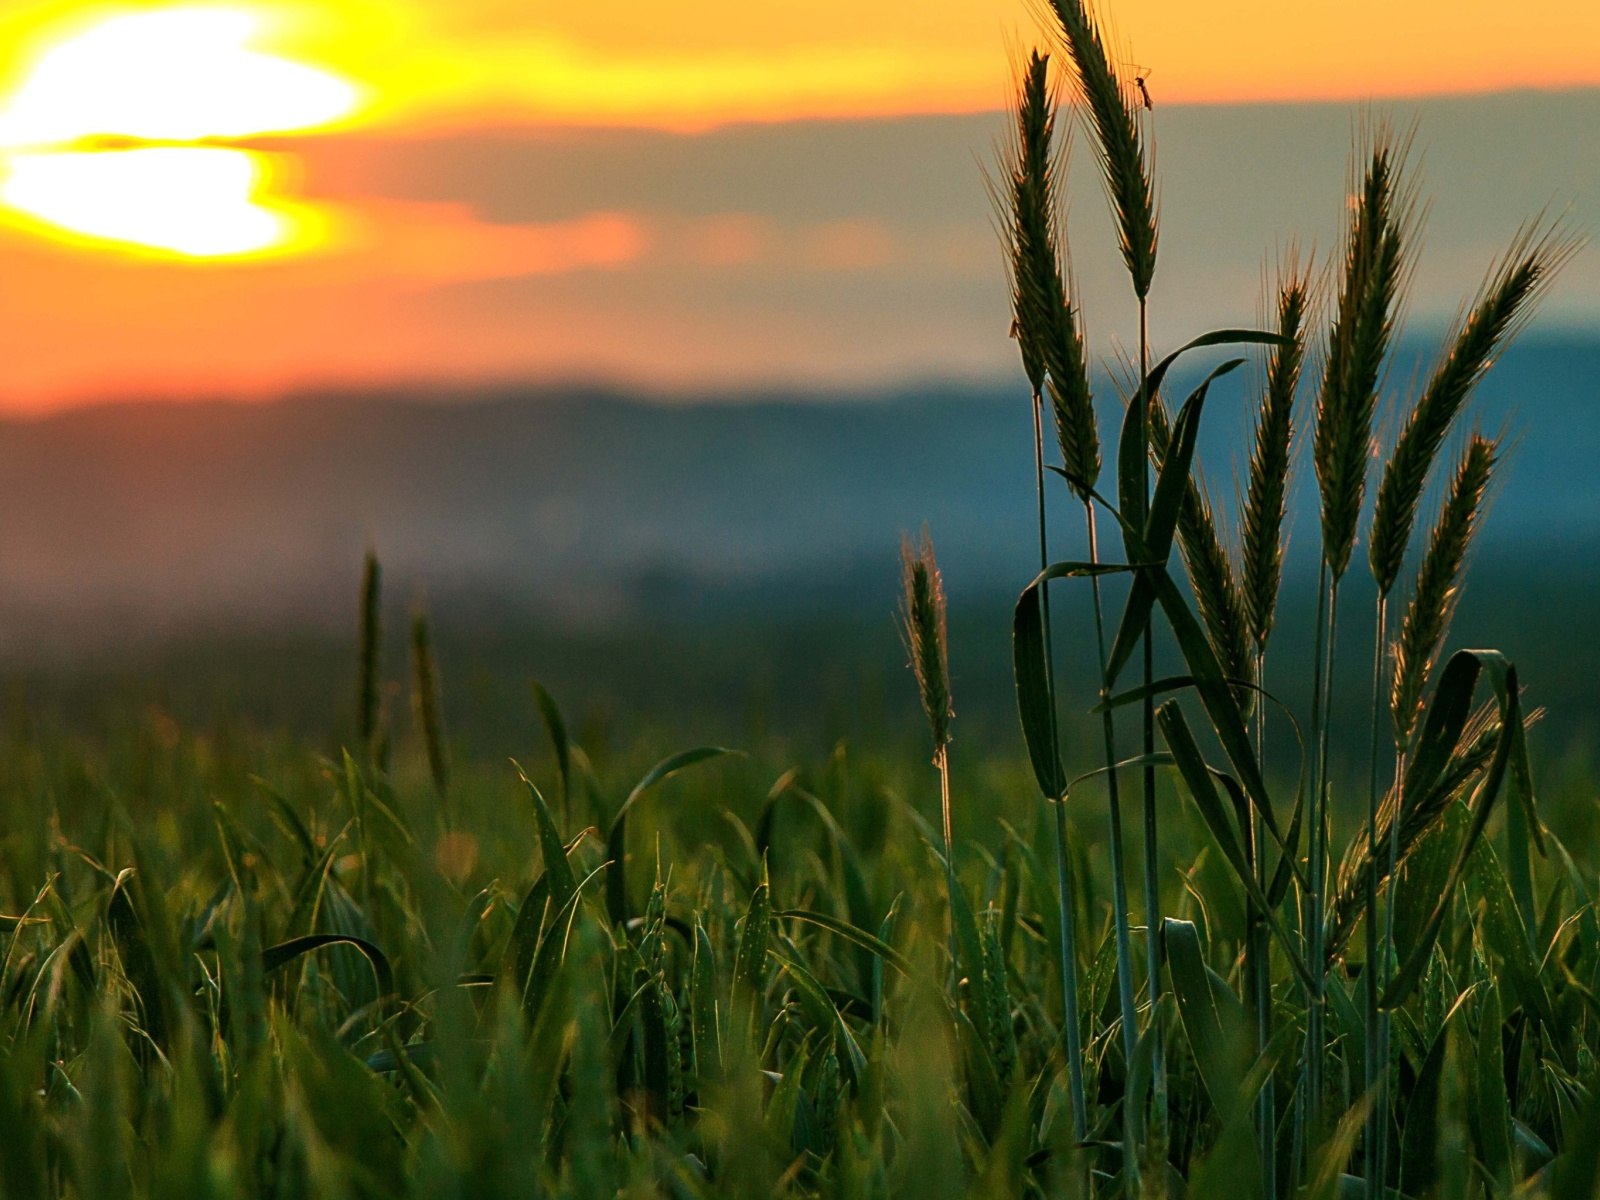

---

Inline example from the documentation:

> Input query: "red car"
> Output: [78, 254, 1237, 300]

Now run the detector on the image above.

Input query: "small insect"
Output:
[1132, 65, 1153, 110]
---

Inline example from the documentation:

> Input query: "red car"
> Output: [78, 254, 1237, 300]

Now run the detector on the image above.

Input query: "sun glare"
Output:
[0, 6, 359, 260]
[1, 148, 307, 257]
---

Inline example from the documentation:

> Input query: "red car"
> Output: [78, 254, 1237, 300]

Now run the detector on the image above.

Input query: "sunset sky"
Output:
[0, 0, 1595, 409]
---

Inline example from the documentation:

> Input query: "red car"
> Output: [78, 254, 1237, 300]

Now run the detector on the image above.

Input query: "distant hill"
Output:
[0, 336, 1594, 656]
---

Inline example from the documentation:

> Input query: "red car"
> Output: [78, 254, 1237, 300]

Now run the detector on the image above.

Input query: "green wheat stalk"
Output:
[1362, 224, 1571, 1195]
[997, 46, 1091, 1143]
[1306, 128, 1413, 1165]
[1240, 255, 1308, 1200]
[1045, 0, 1162, 1163]
[901, 532, 958, 979]
[358, 549, 382, 755]
[410, 605, 451, 818]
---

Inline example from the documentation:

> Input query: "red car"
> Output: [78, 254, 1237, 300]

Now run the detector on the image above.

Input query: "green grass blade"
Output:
[262, 934, 394, 998]
[776, 909, 913, 979]
[529, 679, 572, 812]
[1165, 917, 1249, 1121]
[515, 765, 577, 915]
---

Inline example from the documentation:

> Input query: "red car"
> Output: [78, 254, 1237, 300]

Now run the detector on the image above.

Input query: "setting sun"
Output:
[0, 5, 358, 258]
[1, 147, 319, 257]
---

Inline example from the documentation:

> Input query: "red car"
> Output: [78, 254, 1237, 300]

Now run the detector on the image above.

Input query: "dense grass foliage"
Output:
[0, 610, 1597, 1200]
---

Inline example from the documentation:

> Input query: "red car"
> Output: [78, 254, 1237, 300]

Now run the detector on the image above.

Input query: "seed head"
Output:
[900, 531, 952, 756]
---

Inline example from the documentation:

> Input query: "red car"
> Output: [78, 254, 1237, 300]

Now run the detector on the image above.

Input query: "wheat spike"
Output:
[1314, 132, 1414, 581]
[1044, 0, 1157, 301]
[1368, 223, 1576, 595]
[1001, 49, 1100, 494]
[1241, 263, 1309, 651]
[900, 531, 952, 756]
[1390, 434, 1497, 748]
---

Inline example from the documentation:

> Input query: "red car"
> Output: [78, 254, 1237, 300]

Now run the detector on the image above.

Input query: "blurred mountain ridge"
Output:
[0, 336, 1594, 657]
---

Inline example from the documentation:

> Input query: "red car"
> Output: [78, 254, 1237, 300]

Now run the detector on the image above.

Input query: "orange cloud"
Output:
[341, 201, 645, 281]
[0, 202, 650, 408]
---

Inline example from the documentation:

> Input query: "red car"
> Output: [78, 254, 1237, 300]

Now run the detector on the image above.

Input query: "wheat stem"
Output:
[937, 745, 959, 984]
[1253, 643, 1277, 1200]
[1298, 558, 1330, 1170]
[1003, 54, 1090, 1135]
[1086, 501, 1142, 1176]
[358, 549, 382, 757]
[1362, 593, 1388, 1198]
[1031, 388, 1088, 1143]
[410, 606, 451, 823]
[1136, 297, 1168, 1165]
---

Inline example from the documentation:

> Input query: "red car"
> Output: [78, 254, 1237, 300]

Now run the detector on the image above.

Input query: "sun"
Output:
[0, 5, 360, 260]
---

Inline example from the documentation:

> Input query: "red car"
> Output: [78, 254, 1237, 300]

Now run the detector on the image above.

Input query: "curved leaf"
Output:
[1383, 661, 1523, 1009]
[777, 908, 913, 978]
[606, 746, 742, 923]
[262, 934, 394, 998]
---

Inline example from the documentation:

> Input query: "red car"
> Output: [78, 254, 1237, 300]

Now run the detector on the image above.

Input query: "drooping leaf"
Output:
[606, 746, 742, 923]
[769, 907, 918, 976]
[262, 934, 394, 998]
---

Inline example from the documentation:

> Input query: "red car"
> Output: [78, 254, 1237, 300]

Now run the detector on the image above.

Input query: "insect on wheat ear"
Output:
[1132, 65, 1153, 110]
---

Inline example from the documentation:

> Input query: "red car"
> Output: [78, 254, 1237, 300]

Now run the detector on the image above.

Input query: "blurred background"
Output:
[0, 0, 1594, 771]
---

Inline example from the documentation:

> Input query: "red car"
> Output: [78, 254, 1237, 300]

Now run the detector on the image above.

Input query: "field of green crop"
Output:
[0, 3, 1595, 1198]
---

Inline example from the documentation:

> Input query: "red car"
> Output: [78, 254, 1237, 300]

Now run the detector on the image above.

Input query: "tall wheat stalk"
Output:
[1045, 0, 1163, 1165]
[1305, 131, 1411, 1159]
[1359, 225, 1570, 1196]
[1240, 259, 1308, 1199]
[999, 48, 1093, 1142]
[901, 533, 958, 978]
[410, 605, 451, 823]
[358, 549, 382, 758]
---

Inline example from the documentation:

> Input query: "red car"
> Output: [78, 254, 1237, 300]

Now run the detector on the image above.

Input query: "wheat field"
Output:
[0, 2, 1594, 1197]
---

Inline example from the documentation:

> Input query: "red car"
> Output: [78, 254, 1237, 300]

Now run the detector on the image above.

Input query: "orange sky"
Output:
[218, 0, 1600, 123]
[0, 0, 1595, 408]
[1, 0, 1596, 132]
